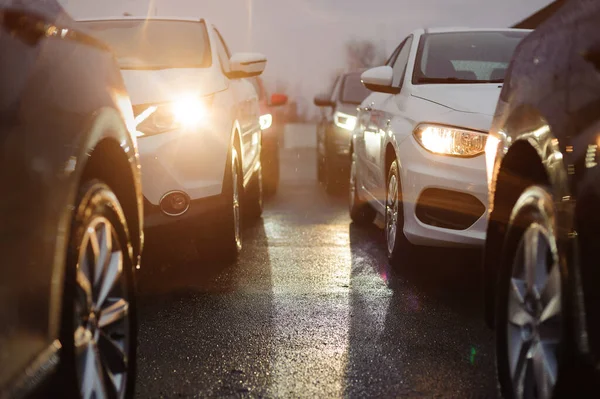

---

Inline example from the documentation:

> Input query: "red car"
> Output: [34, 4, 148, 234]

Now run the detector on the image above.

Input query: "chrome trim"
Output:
[159, 190, 191, 217]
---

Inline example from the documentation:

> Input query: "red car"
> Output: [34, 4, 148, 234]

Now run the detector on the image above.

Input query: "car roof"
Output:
[423, 27, 532, 34]
[76, 16, 204, 23]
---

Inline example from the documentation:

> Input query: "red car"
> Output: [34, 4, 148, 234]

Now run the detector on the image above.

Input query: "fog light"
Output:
[160, 191, 190, 216]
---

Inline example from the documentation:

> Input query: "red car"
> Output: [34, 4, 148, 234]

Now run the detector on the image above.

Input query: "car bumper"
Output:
[137, 128, 229, 206]
[143, 193, 227, 230]
[398, 136, 489, 247]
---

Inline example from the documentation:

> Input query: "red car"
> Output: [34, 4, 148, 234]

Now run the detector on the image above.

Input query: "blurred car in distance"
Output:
[77, 17, 267, 261]
[0, 1, 143, 398]
[251, 76, 288, 196]
[484, 0, 600, 396]
[314, 71, 371, 193]
[351, 28, 530, 265]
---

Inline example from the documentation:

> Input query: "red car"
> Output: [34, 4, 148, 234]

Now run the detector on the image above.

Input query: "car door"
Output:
[354, 45, 403, 196]
[317, 77, 339, 162]
[363, 36, 413, 198]
[213, 28, 261, 182]
[564, 2, 600, 360]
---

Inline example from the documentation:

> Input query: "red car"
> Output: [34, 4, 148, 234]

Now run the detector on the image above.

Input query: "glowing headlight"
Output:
[413, 124, 487, 157]
[334, 111, 357, 131]
[135, 94, 211, 137]
[259, 113, 273, 130]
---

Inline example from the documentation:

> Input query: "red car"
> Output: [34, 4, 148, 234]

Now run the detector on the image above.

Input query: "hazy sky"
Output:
[62, 0, 552, 108]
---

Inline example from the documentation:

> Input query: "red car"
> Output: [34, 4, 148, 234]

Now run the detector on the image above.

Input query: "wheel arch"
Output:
[484, 107, 571, 327]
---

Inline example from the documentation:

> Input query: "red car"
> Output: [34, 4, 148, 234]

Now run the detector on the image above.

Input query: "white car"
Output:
[350, 28, 530, 263]
[77, 17, 266, 260]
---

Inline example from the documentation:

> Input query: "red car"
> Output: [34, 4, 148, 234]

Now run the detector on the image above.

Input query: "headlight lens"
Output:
[334, 111, 357, 131]
[135, 94, 211, 137]
[413, 124, 487, 157]
[259, 113, 273, 130]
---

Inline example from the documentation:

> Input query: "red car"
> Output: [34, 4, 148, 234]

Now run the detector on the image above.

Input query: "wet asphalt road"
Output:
[135, 147, 498, 398]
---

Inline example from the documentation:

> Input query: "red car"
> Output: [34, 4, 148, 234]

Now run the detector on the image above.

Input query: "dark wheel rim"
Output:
[386, 173, 399, 255]
[232, 150, 242, 251]
[74, 216, 129, 399]
[507, 222, 561, 399]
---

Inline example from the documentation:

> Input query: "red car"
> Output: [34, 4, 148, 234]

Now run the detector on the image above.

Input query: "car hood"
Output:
[410, 84, 502, 116]
[121, 68, 227, 105]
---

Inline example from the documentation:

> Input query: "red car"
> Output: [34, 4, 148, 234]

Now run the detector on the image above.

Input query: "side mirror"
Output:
[314, 94, 334, 107]
[227, 52, 266, 79]
[270, 93, 288, 107]
[361, 66, 400, 94]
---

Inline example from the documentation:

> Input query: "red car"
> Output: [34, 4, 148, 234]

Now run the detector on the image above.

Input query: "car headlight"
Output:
[413, 124, 487, 157]
[259, 113, 273, 130]
[334, 111, 357, 131]
[135, 94, 212, 137]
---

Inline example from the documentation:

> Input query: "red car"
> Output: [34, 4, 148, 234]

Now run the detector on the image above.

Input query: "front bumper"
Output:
[137, 127, 229, 206]
[398, 136, 489, 247]
[143, 193, 227, 230]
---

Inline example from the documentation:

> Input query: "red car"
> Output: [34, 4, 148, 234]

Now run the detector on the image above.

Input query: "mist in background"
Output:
[61, 0, 552, 119]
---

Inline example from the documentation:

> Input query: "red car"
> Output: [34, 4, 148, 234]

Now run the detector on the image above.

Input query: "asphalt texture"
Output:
[136, 147, 498, 398]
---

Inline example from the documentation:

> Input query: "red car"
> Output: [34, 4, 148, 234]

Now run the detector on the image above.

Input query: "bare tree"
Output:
[345, 39, 386, 71]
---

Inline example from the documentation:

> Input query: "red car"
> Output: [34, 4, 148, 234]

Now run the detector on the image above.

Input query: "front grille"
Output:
[415, 188, 485, 230]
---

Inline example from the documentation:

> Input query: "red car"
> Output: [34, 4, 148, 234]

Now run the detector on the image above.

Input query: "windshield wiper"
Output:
[416, 77, 504, 84]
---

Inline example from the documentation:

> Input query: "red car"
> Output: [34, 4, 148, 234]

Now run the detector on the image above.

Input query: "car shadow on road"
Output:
[134, 219, 276, 398]
[345, 223, 497, 397]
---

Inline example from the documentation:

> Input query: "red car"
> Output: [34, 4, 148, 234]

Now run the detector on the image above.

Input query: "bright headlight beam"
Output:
[334, 111, 357, 131]
[259, 113, 273, 130]
[414, 124, 487, 157]
[172, 95, 208, 128]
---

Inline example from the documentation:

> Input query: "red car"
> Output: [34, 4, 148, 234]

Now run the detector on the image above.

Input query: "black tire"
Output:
[263, 151, 280, 196]
[385, 159, 412, 265]
[246, 163, 264, 220]
[58, 180, 137, 399]
[317, 155, 325, 183]
[324, 150, 344, 195]
[495, 185, 570, 399]
[207, 145, 243, 262]
[349, 151, 375, 225]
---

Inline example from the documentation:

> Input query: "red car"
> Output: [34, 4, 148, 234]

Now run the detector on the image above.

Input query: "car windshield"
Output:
[413, 31, 529, 84]
[76, 19, 211, 70]
[341, 74, 371, 104]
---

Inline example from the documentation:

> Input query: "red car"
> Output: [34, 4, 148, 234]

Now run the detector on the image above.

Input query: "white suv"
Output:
[78, 17, 267, 260]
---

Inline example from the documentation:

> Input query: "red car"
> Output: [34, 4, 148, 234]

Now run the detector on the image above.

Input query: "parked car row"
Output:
[0, 1, 283, 398]
[312, 0, 600, 396]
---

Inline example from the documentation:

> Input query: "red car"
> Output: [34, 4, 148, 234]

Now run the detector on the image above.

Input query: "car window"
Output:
[385, 45, 402, 67]
[331, 76, 343, 102]
[391, 36, 413, 87]
[76, 20, 212, 69]
[340, 74, 371, 105]
[213, 27, 231, 74]
[413, 30, 529, 84]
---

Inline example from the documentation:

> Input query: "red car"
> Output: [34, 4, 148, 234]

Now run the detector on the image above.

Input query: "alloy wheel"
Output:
[507, 223, 561, 399]
[74, 216, 130, 399]
[386, 174, 399, 255]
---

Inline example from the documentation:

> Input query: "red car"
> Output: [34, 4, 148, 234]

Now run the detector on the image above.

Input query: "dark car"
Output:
[484, 0, 600, 396]
[251, 77, 288, 196]
[0, 1, 143, 398]
[314, 71, 371, 193]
